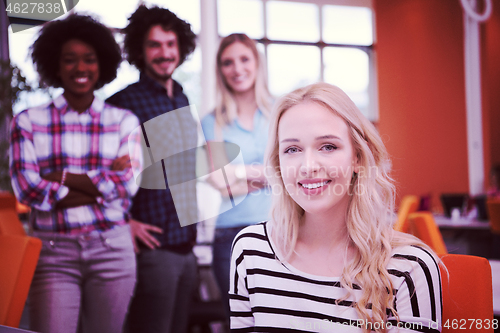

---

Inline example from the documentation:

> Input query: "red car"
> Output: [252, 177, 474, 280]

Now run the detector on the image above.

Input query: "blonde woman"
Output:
[201, 33, 273, 320]
[229, 83, 442, 332]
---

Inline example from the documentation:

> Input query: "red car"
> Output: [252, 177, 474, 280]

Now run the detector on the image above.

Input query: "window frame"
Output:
[214, 0, 378, 121]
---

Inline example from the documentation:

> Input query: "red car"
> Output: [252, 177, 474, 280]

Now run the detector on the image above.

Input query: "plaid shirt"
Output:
[9, 95, 141, 234]
[107, 74, 197, 249]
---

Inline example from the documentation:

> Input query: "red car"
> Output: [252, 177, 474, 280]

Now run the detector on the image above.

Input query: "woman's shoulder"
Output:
[201, 111, 216, 124]
[200, 112, 216, 135]
[389, 244, 441, 276]
[232, 222, 269, 251]
[13, 99, 56, 125]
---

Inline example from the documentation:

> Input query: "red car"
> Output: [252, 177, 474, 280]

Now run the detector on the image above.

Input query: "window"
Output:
[8, 0, 375, 120]
[216, 0, 376, 120]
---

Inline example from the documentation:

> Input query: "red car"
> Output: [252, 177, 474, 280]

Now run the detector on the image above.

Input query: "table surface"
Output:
[433, 215, 490, 230]
[0, 325, 36, 333]
[490, 260, 500, 316]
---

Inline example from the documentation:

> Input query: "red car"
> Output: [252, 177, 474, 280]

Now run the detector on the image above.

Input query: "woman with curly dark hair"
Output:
[10, 14, 142, 333]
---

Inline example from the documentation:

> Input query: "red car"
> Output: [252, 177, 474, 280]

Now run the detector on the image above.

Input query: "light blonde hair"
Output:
[214, 33, 273, 127]
[265, 82, 437, 333]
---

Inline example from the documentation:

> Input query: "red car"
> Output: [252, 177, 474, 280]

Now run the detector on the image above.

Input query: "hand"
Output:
[111, 155, 131, 171]
[41, 171, 62, 182]
[129, 219, 163, 253]
[207, 165, 241, 190]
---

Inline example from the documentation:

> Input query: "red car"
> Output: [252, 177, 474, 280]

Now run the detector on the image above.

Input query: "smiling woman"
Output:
[58, 39, 100, 111]
[200, 33, 274, 327]
[229, 83, 444, 333]
[278, 101, 357, 215]
[9, 14, 142, 333]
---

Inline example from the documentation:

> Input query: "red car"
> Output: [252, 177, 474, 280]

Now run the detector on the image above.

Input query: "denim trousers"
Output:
[126, 248, 198, 333]
[212, 225, 247, 320]
[29, 225, 136, 333]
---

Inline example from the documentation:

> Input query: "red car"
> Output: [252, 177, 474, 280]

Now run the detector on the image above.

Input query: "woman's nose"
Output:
[234, 61, 244, 74]
[76, 59, 86, 71]
[299, 151, 320, 176]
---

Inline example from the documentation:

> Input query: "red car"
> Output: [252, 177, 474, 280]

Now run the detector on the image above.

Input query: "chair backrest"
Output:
[486, 198, 500, 234]
[408, 212, 448, 255]
[0, 193, 17, 211]
[394, 195, 420, 233]
[440, 254, 493, 332]
[0, 210, 26, 236]
[0, 235, 42, 327]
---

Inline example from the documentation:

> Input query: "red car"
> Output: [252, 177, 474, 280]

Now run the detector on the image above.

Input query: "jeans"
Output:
[127, 249, 198, 333]
[212, 225, 246, 321]
[29, 225, 136, 333]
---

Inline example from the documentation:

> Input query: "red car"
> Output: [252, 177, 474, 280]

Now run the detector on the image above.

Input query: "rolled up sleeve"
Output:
[9, 112, 69, 211]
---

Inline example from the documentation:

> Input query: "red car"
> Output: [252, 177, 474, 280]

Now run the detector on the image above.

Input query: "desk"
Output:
[434, 215, 490, 230]
[0, 325, 36, 333]
[434, 215, 494, 257]
[490, 260, 500, 316]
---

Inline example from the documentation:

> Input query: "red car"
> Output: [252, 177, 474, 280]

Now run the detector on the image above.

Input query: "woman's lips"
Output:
[298, 179, 332, 195]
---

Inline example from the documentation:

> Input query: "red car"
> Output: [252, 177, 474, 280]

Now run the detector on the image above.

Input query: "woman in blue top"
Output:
[201, 33, 273, 321]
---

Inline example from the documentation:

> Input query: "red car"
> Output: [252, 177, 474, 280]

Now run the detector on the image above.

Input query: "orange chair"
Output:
[0, 192, 31, 215]
[0, 192, 17, 211]
[440, 254, 493, 332]
[0, 191, 29, 236]
[0, 234, 42, 328]
[486, 198, 500, 235]
[0, 209, 27, 236]
[408, 212, 448, 255]
[393, 195, 420, 233]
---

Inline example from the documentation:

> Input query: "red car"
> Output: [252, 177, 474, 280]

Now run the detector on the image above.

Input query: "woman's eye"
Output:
[241, 56, 249, 62]
[321, 144, 337, 152]
[284, 147, 299, 154]
[222, 60, 232, 67]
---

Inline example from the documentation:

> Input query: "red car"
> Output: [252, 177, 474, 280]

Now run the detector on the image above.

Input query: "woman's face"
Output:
[219, 42, 257, 94]
[58, 39, 99, 99]
[278, 101, 358, 216]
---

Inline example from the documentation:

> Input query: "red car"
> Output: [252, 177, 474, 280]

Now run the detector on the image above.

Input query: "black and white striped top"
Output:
[229, 223, 442, 332]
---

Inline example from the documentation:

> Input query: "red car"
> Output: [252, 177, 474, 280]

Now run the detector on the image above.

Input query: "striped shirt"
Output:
[230, 223, 442, 332]
[9, 95, 141, 234]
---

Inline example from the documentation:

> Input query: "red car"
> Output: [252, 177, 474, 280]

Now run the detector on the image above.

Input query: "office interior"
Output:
[1, 0, 500, 331]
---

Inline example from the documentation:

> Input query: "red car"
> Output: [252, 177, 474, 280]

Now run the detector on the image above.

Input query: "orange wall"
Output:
[374, 0, 469, 209]
[482, 4, 500, 174]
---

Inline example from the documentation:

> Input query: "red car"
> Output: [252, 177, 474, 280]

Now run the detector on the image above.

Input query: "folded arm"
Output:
[10, 111, 142, 211]
[85, 112, 142, 203]
[205, 141, 267, 197]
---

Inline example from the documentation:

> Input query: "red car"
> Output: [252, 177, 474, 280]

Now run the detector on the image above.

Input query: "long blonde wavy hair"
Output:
[214, 33, 273, 127]
[265, 82, 436, 333]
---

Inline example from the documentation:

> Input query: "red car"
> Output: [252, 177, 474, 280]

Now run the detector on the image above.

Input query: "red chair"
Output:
[440, 254, 493, 332]
[0, 192, 17, 211]
[0, 209, 26, 236]
[0, 234, 42, 328]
